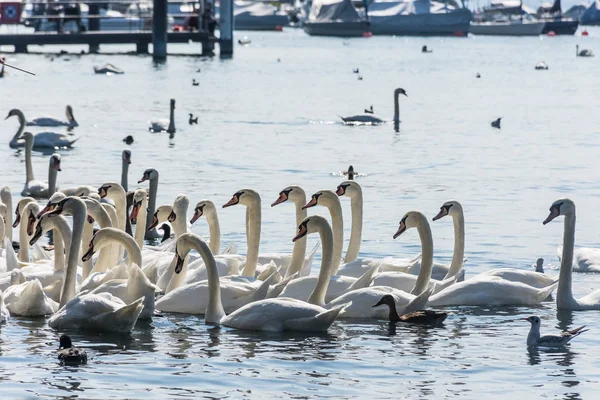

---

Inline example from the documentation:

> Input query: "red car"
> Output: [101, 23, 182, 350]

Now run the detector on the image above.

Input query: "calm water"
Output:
[2, 28, 600, 399]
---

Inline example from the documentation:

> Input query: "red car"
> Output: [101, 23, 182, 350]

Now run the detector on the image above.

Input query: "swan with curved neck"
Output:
[174, 216, 348, 331]
[149, 99, 176, 134]
[6, 109, 79, 149]
[21, 132, 62, 199]
[46, 197, 144, 332]
[138, 168, 161, 240]
[15, 198, 36, 263]
[339, 88, 407, 125]
[26, 105, 78, 128]
[121, 150, 131, 191]
[1, 187, 13, 242]
[335, 181, 362, 263]
[130, 189, 148, 250]
[433, 200, 555, 288]
[544, 198, 600, 310]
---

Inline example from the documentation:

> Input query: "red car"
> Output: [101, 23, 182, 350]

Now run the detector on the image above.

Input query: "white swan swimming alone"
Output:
[544, 198, 600, 310]
[26, 105, 78, 128]
[6, 109, 79, 149]
[46, 197, 145, 332]
[21, 132, 62, 199]
[340, 88, 407, 125]
[173, 216, 349, 332]
[149, 99, 176, 135]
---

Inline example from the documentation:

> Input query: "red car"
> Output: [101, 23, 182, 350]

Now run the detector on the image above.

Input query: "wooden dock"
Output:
[0, 30, 217, 54]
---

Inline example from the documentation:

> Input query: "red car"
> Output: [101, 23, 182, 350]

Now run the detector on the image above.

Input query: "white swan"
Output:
[340, 88, 407, 125]
[80, 227, 157, 319]
[433, 200, 555, 288]
[175, 216, 348, 332]
[26, 105, 78, 128]
[46, 197, 144, 332]
[149, 99, 176, 134]
[21, 132, 61, 199]
[0, 290, 9, 323]
[6, 109, 79, 149]
[544, 198, 600, 310]
[3, 276, 58, 316]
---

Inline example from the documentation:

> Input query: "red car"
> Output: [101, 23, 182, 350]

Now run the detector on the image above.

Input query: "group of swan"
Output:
[6, 107, 79, 150]
[1, 155, 599, 335]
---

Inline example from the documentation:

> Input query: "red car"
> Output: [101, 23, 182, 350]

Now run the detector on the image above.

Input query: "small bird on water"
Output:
[476, 73, 481, 78]
[123, 135, 134, 145]
[533, 258, 545, 273]
[189, 113, 198, 125]
[344, 165, 356, 180]
[192, 79, 199, 86]
[523, 316, 588, 347]
[58, 334, 88, 364]
[373, 294, 449, 325]
[353, 68, 359, 74]
[364, 105, 374, 114]
[491, 117, 501, 129]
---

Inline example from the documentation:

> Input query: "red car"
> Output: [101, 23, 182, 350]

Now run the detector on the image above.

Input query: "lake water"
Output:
[1, 28, 600, 399]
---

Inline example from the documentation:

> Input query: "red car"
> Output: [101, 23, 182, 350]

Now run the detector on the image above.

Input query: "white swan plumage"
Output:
[26, 105, 78, 128]
[149, 99, 176, 134]
[21, 132, 62, 199]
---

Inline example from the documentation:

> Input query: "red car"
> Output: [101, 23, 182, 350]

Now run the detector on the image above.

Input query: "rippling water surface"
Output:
[2, 28, 600, 399]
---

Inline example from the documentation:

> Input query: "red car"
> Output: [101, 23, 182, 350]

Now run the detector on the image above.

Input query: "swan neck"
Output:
[412, 218, 434, 295]
[60, 203, 85, 308]
[51, 216, 72, 272]
[1, 193, 13, 241]
[307, 222, 334, 306]
[145, 176, 159, 239]
[557, 213, 575, 307]
[11, 117, 24, 147]
[134, 199, 147, 250]
[25, 136, 34, 184]
[393, 91, 400, 123]
[81, 221, 94, 279]
[168, 104, 175, 132]
[48, 162, 58, 197]
[194, 237, 225, 323]
[387, 301, 400, 323]
[446, 211, 465, 279]
[327, 199, 344, 275]
[207, 210, 221, 255]
[345, 192, 363, 263]
[18, 215, 30, 263]
[121, 160, 129, 192]
[242, 199, 261, 277]
[287, 199, 308, 277]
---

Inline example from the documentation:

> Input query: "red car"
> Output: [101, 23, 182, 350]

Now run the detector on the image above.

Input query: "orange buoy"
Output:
[582, 30, 589, 36]
[453, 31, 465, 37]
[363, 31, 372, 38]
[275, 25, 283, 31]
[547, 31, 556, 36]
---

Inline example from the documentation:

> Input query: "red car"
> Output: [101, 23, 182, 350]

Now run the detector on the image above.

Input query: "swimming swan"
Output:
[46, 197, 144, 332]
[149, 99, 176, 135]
[340, 88, 407, 125]
[21, 132, 62, 199]
[6, 109, 79, 149]
[27, 105, 78, 128]
[544, 198, 600, 310]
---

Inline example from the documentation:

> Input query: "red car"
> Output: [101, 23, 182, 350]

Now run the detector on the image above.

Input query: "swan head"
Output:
[543, 198, 575, 225]
[522, 315, 541, 327]
[122, 150, 131, 165]
[223, 189, 258, 208]
[335, 181, 361, 198]
[393, 211, 425, 239]
[293, 215, 327, 242]
[50, 154, 62, 172]
[14, 197, 35, 228]
[170, 99, 176, 109]
[5, 109, 25, 123]
[303, 190, 336, 210]
[24, 202, 40, 236]
[130, 189, 148, 223]
[46, 196, 85, 219]
[432, 200, 463, 221]
[38, 192, 66, 218]
[159, 223, 172, 243]
[30, 214, 48, 245]
[535, 258, 544, 273]
[22, 131, 34, 142]
[272, 185, 305, 207]
[98, 182, 124, 200]
[169, 194, 189, 223]
[372, 294, 395, 308]
[395, 88, 408, 97]
[148, 205, 172, 231]
[138, 168, 158, 184]
[173, 233, 210, 274]
[190, 200, 215, 224]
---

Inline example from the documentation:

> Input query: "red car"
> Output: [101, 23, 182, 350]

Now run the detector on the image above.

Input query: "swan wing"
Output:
[4, 279, 58, 316]
[340, 114, 385, 124]
[27, 117, 69, 127]
[479, 268, 556, 288]
[33, 132, 78, 149]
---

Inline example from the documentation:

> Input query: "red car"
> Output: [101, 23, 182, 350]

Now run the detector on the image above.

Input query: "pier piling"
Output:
[219, 0, 233, 56]
[152, 0, 168, 60]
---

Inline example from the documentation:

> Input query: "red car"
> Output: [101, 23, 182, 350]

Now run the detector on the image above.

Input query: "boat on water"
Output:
[303, 0, 370, 37]
[536, 0, 579, 34]
[232, 1, 293, 30]
[471, 1, 546, 36]
[366, 0, 472, 36]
